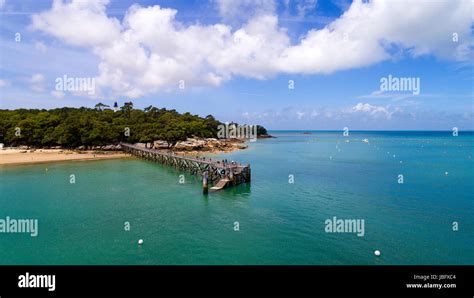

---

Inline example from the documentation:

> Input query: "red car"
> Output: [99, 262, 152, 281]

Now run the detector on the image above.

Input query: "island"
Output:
[0, 102, 271, 166]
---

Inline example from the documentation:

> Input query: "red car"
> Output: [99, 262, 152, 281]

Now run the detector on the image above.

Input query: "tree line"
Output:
[0, 102, 268, 148]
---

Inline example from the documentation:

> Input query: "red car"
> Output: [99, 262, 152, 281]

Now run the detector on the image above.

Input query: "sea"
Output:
[0, 131, 473, 264]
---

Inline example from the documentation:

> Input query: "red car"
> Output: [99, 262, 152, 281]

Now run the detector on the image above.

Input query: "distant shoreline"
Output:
[267, 130, 474, 133]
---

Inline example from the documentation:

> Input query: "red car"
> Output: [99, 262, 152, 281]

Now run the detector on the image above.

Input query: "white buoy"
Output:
[138, 239, 144, 245]
[374, 250, 381, 256]
[400, 161, 403, 164]
[445, 171, 448, 176]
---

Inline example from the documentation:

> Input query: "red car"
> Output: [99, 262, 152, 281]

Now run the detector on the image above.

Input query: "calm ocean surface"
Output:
[1, 131, 473, 265]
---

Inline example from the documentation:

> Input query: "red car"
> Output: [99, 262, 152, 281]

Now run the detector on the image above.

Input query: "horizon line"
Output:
[267, 129, 474, 132]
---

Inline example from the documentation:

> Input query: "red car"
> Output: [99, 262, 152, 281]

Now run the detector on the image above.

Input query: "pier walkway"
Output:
[120, 143, 251, 192]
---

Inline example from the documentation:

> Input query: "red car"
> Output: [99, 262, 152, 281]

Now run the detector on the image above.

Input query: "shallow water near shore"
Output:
[0, 131, 473, 265]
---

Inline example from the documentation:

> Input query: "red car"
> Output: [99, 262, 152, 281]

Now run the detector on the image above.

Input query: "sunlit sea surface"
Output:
[1, 131, 473, 264]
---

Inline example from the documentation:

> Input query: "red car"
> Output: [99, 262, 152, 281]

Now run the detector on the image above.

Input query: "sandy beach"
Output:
[0, 149, 127, 166]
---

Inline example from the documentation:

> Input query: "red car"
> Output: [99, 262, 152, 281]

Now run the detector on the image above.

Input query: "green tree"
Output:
[121, 102, 134, 118]
[95, 103, 109, 111]
[0, 104, 269, 149]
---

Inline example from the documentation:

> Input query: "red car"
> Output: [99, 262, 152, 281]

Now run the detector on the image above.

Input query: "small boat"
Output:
[362, 138, 369, 143]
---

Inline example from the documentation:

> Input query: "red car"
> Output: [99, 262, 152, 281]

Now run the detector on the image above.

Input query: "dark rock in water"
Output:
[257, 134, 276, 138]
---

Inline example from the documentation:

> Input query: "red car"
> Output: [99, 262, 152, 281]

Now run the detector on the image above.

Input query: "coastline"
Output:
[0, 137, 256, 166]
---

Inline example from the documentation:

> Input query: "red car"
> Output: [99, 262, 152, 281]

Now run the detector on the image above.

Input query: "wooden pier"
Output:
[120, 143, 251, 193]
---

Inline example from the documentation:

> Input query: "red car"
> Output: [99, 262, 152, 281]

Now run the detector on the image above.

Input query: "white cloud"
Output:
[0, 79, 10, 88]
[310, 109, 319, 118]
[351, 102, 392, 119]
[30, 73, 44, 83]
[210, 14, 290, 79]
[50, 90, 65, 99]
[242, 107, 335, 122]
[29, 73, 45, 92]
[31, 0, 121, 48]
[296, 111, 306, 119]
[279, 0, 472, 74]
[242, 103, 397, 124]
[30, 0, 472, 97]
[324, 111, 334, 119]
[296, 0, 318, 17]
[357, 90, 442, 102]
[357, 90, 414, 101]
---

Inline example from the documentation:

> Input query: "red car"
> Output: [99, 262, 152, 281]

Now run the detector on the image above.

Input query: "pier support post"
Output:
[229, 169, 235, 186]
[202, 171, 209, 195]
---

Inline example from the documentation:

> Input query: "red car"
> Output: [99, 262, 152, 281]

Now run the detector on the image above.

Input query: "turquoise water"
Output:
[0, 131, 473, 265]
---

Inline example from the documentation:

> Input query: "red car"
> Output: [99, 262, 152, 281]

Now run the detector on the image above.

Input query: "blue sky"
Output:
[0, 0, 472, 130]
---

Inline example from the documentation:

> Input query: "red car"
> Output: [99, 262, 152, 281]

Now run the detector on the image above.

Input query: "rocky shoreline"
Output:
[136, 138, 250, 155]
[2, 137, 262, 155]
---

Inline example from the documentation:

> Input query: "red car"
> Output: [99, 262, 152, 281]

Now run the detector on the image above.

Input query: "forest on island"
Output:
[0, 102, 268, 148]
